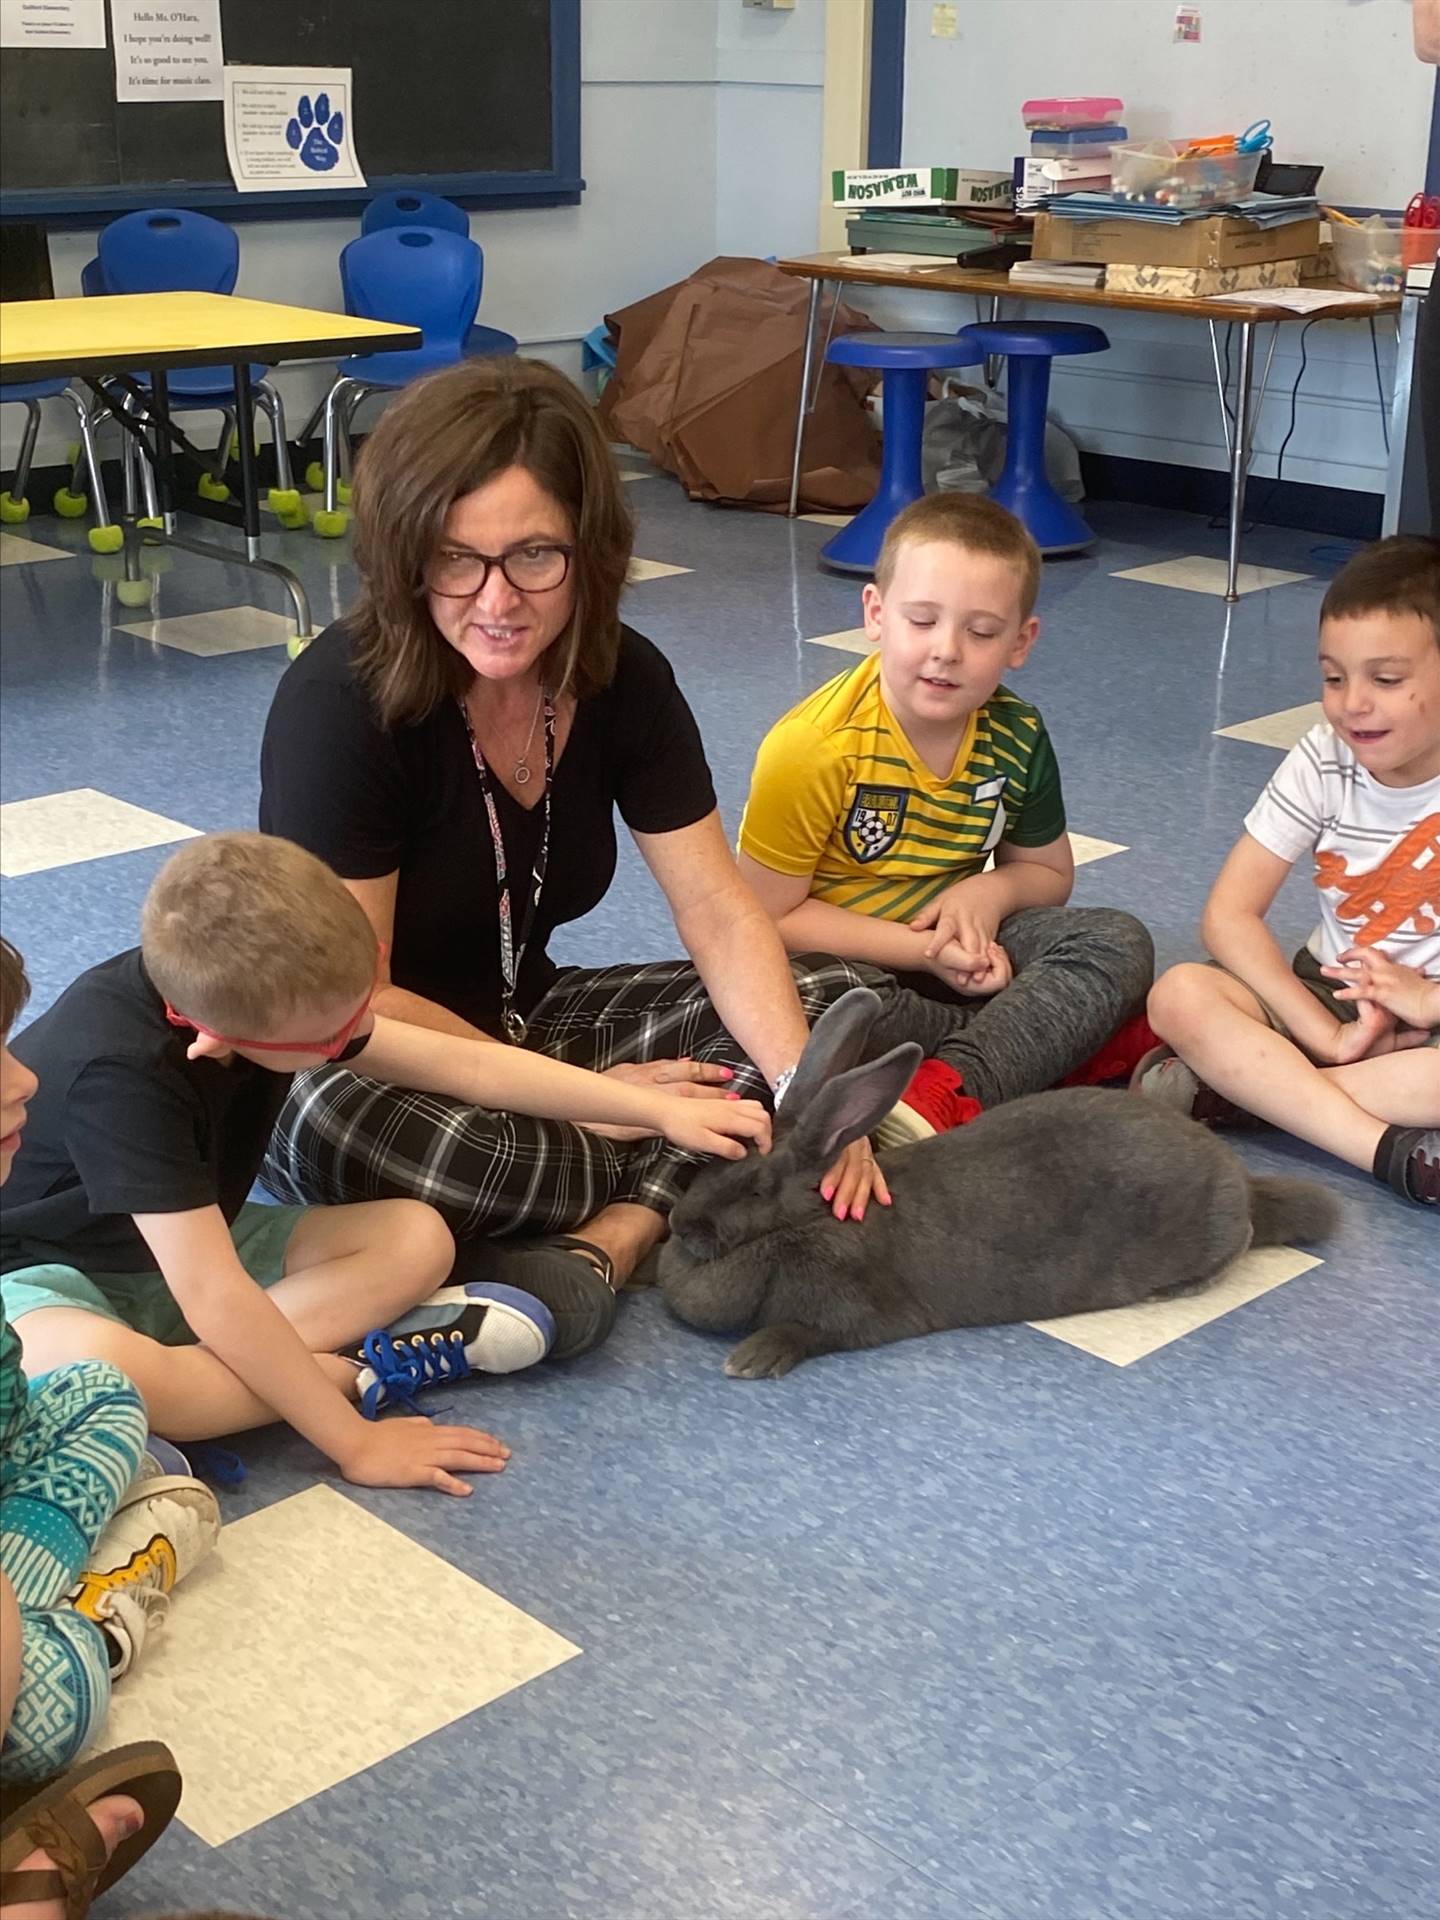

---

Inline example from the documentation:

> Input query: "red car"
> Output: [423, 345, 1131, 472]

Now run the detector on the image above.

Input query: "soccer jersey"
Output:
[1244, 721, 1440, 974]
[738, 652, 1065, 923]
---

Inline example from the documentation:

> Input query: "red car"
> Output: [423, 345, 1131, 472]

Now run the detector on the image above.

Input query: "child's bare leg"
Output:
[1322, 1051, 1440, 1128]
[265, 1198, 456, 1350]
[13, 1309, 361, 1439]
[1148, 963, 1389, 1171]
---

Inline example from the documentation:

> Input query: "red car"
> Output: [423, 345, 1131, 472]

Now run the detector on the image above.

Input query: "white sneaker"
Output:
[70, 1475, 221, 1674]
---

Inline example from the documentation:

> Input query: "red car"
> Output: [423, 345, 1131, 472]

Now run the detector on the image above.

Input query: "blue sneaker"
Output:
[351, 1282, 555, 1418]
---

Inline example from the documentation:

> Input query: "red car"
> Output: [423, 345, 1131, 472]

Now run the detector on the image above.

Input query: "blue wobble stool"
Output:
[955, 321, 1108, 554]
[820, 332, 981, 575]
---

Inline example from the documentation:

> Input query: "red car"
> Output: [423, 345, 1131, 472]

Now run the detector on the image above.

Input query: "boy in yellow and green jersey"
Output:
[739, 493, 1155, 1141]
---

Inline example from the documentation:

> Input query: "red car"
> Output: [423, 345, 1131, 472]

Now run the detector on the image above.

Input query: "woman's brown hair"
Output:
[349, 358, 635, 727]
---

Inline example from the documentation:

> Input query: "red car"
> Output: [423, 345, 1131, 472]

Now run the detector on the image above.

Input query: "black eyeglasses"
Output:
[423, 542, 574, 598]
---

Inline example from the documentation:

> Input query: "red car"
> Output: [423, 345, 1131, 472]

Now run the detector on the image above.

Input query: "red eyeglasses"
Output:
[164, 946, 386, 1061]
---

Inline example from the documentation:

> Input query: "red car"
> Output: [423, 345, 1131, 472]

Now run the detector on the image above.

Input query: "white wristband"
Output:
[772, 1064, 798, 1108]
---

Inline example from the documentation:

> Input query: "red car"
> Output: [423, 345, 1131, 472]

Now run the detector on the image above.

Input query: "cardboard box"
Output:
[1106, 259, 1304, 297]
[1032, 210, 1321, 270]
[832, 167, 1013, 210]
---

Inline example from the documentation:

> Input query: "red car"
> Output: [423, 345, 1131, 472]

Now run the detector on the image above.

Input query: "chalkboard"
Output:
[0, 0, 581, 220]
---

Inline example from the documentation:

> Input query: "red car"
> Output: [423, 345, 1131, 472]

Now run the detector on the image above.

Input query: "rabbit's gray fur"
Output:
[659, 987, 1341, 1378]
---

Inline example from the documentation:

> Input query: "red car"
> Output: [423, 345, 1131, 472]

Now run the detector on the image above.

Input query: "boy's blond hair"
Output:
[141, 832, 377, 1035]
[874, 494, 1042, 618]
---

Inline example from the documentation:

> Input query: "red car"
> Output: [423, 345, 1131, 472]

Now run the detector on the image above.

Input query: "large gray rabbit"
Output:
[659, 987, 1340, 1378]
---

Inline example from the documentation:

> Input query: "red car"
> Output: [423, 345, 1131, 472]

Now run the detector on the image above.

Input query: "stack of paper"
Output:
[1044, 192, 1320, 227]
[1009, 260, 1104, 289]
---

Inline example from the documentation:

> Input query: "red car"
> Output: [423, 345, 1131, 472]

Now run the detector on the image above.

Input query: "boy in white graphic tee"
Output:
[1136, 536, 1440, 1208]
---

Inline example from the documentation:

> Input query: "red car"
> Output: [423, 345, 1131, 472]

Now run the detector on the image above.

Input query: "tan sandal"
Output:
[0, 1739, 181, 1915]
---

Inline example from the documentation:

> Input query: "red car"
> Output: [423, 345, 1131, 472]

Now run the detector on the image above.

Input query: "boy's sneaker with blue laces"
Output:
[350, 1282, 555, 1417]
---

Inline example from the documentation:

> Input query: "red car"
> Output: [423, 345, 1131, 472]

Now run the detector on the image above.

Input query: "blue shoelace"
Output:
[357, 1327, 474, 1418]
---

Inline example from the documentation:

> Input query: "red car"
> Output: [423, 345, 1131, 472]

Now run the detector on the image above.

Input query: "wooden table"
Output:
[0, 292, 421, 638]
[778, 252, 1401, 600]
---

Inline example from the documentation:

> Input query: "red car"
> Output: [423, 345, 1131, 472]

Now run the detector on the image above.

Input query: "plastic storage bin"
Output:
[1111, 142, 1261, 211]
[1330, 217, 1435, 294]
[1030, 125, 1127, 156]
[1022, 97, 1124, 130]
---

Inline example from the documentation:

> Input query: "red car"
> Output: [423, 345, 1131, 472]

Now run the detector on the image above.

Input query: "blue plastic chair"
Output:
[0, 376, 120, 551]
[95, 209, 302, 523]
[311, 226, 516, 535]
[362, 190, 469, 237]
[954, 321, 1109, 554]
[819, 332, 982, 575]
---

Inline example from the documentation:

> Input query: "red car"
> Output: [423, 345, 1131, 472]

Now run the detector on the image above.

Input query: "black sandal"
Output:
[451, 1234, 618, 1360]
[0, 1739, 182, 1914]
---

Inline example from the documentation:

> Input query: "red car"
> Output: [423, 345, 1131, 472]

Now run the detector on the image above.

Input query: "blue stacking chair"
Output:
[309, 226, 516, 536]
[0, 376, 120, 552]
[954, 321, 1109, 554]
[818, 332, 982, 575]
[95, 208, 304, 526]
[362, 190, 470, 237]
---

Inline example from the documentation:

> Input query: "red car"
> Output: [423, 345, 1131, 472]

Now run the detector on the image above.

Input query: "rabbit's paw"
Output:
[725, 1325, 813, 1380]
[286, 92, 346, 172]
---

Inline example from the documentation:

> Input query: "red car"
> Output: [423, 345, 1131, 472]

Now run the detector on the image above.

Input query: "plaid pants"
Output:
[261, 954, 890, 1239]
[1, 1361, 147, 1782]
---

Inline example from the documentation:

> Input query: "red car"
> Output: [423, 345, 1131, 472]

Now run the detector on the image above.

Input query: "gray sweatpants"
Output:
[861, 906, 1155, 1110]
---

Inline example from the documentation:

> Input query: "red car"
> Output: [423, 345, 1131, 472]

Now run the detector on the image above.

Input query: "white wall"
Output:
[896, 0, 1429, 498]
[714, 0, 825, 260]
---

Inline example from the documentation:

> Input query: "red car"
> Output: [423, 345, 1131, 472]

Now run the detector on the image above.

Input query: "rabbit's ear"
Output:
[778, 987, 884, 1120]
[787, 1040, 922, 1168]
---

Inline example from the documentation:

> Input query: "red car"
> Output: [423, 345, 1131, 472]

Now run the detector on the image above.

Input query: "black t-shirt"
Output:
[1, 950, 292, 1276]
[259, 621, 717, 1032]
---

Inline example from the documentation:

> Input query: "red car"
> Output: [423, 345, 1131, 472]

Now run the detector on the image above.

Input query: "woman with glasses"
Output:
[257, 358, 941, 1328]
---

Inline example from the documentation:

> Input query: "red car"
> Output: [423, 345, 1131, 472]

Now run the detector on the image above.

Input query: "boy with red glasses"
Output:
[0, 833, 771, 1496]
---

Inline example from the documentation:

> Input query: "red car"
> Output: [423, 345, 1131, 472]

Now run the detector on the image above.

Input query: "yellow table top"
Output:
[0, 291, 421, 380]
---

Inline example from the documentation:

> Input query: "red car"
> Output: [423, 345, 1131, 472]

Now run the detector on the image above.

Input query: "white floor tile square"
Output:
[1112, 556, 1312, 597]
[619, 470, 661, 485]
[116, 605, 298, 658]
[99, 1485, 582, 1847]
[1029, 1243, 1323, 1366]
[0, 788, 199, 878]
[0, 531, 73, 567]
[1214, 701, 1324, 750]
[628, 557, 692, 582]
[799, 512, 854, 528]
[805, 627, 872, 655]
[1069, 832, 1127, 866]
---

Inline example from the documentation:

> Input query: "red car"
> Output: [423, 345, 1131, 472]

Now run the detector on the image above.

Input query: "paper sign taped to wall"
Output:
[0, 0, 105, 47]
[223, 64, 365, 192]
[112, 0, 223, 101]
[930, 4, 958, 38]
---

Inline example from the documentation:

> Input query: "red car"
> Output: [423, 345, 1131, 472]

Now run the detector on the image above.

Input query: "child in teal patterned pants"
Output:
[0, 1345, 147, 1781]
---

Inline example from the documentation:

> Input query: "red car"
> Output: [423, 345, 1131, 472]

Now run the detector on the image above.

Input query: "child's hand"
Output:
[340, 1416, 511, 1497]
[581, 1059, 740, 1140]
[652, 1091, 772, 1160]
[819, 1136, 892, 1223]
[928, 940, 1012, 997]
[911, 887, 998, 972]
[1321, 947, 1440, 1033]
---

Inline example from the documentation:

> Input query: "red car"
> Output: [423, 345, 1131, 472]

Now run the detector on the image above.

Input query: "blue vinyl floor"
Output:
[0, 471, 1434, 1920]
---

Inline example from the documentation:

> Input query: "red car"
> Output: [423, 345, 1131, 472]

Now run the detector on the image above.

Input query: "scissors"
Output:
[1236, 119, 1273, 155]
[1405, 192, 1440, 229]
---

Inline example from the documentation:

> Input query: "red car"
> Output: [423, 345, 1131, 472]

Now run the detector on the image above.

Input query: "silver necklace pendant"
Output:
[514, 761, 532, 786]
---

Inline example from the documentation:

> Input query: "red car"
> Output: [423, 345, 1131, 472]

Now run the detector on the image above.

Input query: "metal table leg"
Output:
[1224, 321, 1256, 603]
[788, 278, 823, 516]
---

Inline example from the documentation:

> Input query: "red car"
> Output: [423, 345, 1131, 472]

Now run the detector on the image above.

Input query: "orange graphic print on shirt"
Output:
[1313, 815, 1440, 947]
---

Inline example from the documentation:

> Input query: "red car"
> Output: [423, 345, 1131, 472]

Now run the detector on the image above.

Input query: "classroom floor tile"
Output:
[1214, 700, 1325, 749]
[799, 512, 855, 527]
[0, 788, 200, 878]
[627, 557, 693, 582]
[1069, 831, 1127, 866]
[115, 605, 299, 658]
[1029, 1243, 1325, 1366]
[805, 626, 872, 654]
[99, 1484, 581, 1847]
[0, 531, 74, 567]
[1112, 556, 1312, 597]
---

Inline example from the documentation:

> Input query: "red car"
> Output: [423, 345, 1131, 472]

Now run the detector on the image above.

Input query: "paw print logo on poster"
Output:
[286, 92, 346, 172]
